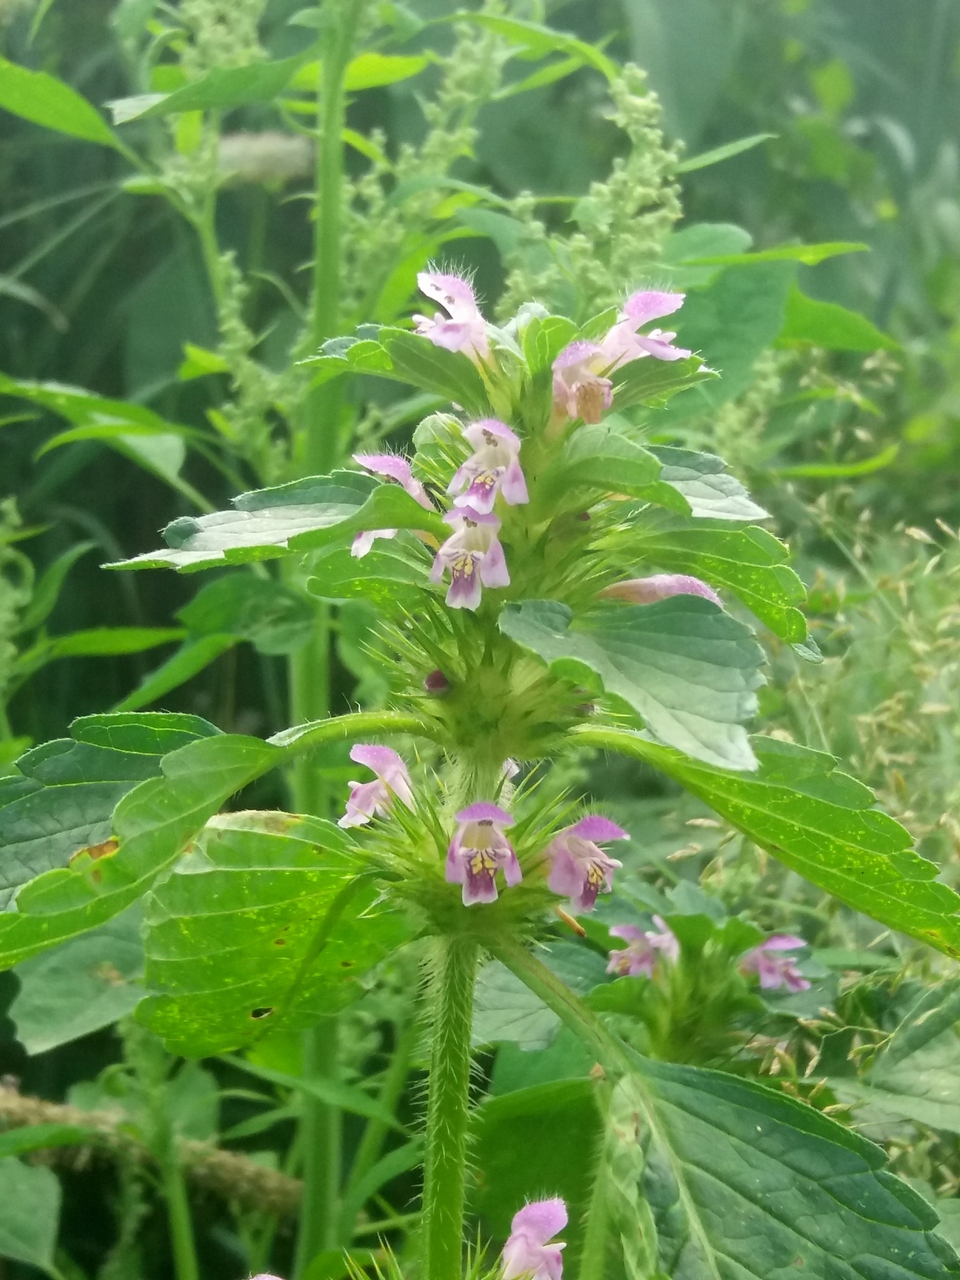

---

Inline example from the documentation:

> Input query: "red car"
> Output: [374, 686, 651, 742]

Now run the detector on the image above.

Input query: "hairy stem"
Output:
[421, 936, 479, 1280]
[577, 1118, 612, 1280]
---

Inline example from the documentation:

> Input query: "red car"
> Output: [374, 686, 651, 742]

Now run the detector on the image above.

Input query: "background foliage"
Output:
[3, 1, 960, 1279]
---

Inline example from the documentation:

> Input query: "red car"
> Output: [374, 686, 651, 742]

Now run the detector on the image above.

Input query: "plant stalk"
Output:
[161, 1154, 200, 1280]
[577, 1120, 612, 1280]
[294, 1016, 343, 1277]
[421, 936, 479, 1280]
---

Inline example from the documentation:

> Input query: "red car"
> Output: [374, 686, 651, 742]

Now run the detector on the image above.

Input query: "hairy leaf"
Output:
[578, 728, 960, 956]
[632, 514, 808, 642]
[139, 811, 409, 1056]
[501, 598, 765, 770]
[109, 471, 445, 572]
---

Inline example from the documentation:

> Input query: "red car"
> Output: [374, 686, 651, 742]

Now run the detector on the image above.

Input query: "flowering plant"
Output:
[2, 268, 958, 1280]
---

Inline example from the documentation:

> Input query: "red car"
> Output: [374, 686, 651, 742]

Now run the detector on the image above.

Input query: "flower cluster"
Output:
[349, 271, 695, 613]
[340, 747, 628, 910]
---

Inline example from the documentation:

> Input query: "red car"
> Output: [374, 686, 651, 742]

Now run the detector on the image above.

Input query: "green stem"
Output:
[577, 1119, 612, 1280]
[303, 0, 363, 476]
[421, 936, 479, 1280]
[161, 1155, 200, 1280]
[341, 1018, 417, 1239]
[288, 602, 332, 818]
[294, 1017, 343, 1278]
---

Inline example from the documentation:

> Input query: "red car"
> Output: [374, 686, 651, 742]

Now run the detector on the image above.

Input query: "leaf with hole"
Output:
[139, 811, 410, 1056]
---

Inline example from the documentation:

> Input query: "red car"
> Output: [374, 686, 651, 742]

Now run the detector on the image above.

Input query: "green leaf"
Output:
[0, 56, 121, 148]
[836, 980, 960, 1133]
[0, 730, 274, 968]
[139, 811, 410, 1056]
[70, 711, 221, 756]
[447, 12, 618, 82]
[222, 1052, 405, 1130]
[655, 264, 796, 423]
[0, 1158, 61, 1273]
[177, 575, 315, 655]
[11, 906, 144, 1054]
[676, 132, 776, 173]
[307, 538, 433, 609]
[13, 627, 184, 681]
[633, 515, 808, 642]
[289, 52, 428, 92]
[15, 541, 93, 634]
[113, 636, 238, 713]
[472, 1080, 602, 1272]
[540, 423, 662, 503]
[778, 285, 900, 351]
[612, 354, 715, 411]
[380, 329, 491, 417]
[660, 223, 754, 289]
[688, 240, 868, 266]
[501, 598, 765, 771]
[108, 51, 311, 122]
[645, 446, 770, 520]
[772, 444, 899, 479]
[108, 471, 446, 572]
[578, 728, 960, 958]
[496, 944, 960, 1280]
[633, 1056, 959, 1280]
[0, 1125, 91, 1158]
[473, 960, 562, 1050]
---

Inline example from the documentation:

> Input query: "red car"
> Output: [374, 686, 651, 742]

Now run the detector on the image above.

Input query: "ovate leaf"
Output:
[109, 471, 445, 572]
[633, 515, 808, 642]
[540, 423, 661, 503]
[836, 980, 960, 1132]
[108, 51, 310, 122]
[633, 1056, 958, 1280]
[11, 905, 144, 1054]
[139, 811, 409, 1056]
[779, 284, 900, 352]
[0, 57, 120, 148]
[646, 446, 770, 521]
[307, 538, 432, 610]
[579, 728, 960, 958]
[0, 1158, 60, 1273]
[501, 598, 765, 771]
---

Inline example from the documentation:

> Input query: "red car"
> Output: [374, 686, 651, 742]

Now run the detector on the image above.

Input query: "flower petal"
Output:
[455, 801, 514, 825]
[510, 1198, 568, 1245]
[621, 290, 685, 327]
[566, 815, 629, 843]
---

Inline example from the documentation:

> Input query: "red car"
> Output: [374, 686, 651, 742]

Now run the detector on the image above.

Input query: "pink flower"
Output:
[546, 816, 628, 913]
[606, 917, 679, 977]
[552, 290, 691, 423]
[351, 454, 434, 558]
[446, 802, 520, 905]
[740, 936, 810, 992]
[448, 419, 528, 514]
[502, 1199, 567, 1280]
[338, 745, 414, 828]
[413, 271, 490, 362]
[601, 574, 721, 607]
[429, 506, 509, 610]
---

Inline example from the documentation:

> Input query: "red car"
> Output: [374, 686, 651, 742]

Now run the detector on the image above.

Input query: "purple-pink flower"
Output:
[338, 745, 414, 828]
[429, 506, 509, 610]
[546, 815, 628, 913]
[552, 290, 691, 424]
[502, 1198, 567, 1280]
[601, 574, 721, 607]
[446, 802, 520, 905]
[413, 271, 490, 363]
[448, 419, 529, 514]
[606, 917, 679, 977]
[351, 454, 434, 558]
[740, 936, 810, 992]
